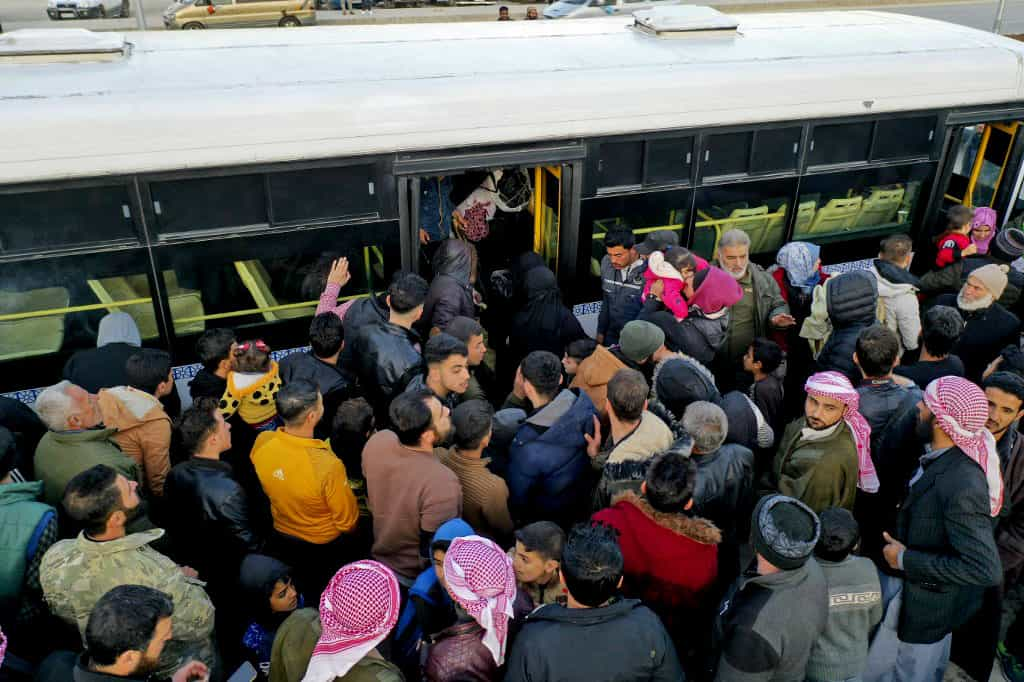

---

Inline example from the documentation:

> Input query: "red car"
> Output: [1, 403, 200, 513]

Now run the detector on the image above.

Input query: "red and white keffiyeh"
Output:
[302, 560, 400, 682]
[924, 376, 1004, 516]
[443, 536, 517, 666]
[805, 371, 880, 493]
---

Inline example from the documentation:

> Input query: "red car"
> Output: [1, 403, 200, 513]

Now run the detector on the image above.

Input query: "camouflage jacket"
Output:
[39, 529, 216, 678]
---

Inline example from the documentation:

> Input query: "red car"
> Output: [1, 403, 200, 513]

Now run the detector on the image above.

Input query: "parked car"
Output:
[47, 0, 129, 19]
[543, 0, 677, 19]
[163, 0, 316, 28]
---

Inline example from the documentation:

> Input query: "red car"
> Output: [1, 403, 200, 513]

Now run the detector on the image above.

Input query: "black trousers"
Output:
[950, 583, 1002, 681]
[265, 531, 350, 600]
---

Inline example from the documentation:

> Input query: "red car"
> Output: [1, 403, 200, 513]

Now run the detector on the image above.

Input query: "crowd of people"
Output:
[3, 202, 1024, 682]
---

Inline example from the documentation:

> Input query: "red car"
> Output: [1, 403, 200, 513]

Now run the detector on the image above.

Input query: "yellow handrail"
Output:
[0, 298, 153, 322]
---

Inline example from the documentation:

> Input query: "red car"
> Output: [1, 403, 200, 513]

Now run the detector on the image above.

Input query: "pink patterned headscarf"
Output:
[804, 371, 879, 493]
[972, 207, 999, 254]
[923, 376, 1004, 516]
[443, 536, 517, 666]
[302, 561, 400, 682]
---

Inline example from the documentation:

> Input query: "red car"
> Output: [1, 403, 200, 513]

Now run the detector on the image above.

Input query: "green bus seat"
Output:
[235, 260, 315, 322]
[793, 200, 817, 237]
[754, 205, 788, 254]
[807, 197, 863, 235]
[855, 188, 905, 228]
[87, 272, 205, 339]
[0, 287, 69, 361]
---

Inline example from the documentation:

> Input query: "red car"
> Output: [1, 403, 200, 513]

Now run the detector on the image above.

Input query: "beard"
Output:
[121, 501, 143, 526]
[134, 651, 161, 676]
[958, 289, 994, 311]
[724, 266, 748, 280]
[915, 413, 935, 445]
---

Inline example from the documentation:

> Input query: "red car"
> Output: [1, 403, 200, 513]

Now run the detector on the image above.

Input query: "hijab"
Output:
[972, 207, 999, 254]
[776, 242, 822, 293]
[96, 312, 142, 348]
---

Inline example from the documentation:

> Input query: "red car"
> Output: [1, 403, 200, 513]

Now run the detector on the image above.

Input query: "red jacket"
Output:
[592, 492, 720, 644]
[934, 231, 971, 268]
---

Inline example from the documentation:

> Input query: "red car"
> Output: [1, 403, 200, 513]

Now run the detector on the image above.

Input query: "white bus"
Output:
[2, 9, 1024, 397]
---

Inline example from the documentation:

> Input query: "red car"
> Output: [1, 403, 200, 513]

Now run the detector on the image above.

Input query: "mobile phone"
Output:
[226, 661, 258, 682]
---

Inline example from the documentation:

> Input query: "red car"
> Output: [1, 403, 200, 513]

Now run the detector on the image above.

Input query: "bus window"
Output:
[576, 188, 691, 302]
[269, 164, 381, 224]
[808, 122, 873, 167]
[152, 221, 401, 363]
[794, 163, 935, 242]
[692, 178, 797, 259]
[150, 174, 268, 235]
[0, 184, 138, 253]
[944, 123, 1020, 209]
[0, 249, 162, 393]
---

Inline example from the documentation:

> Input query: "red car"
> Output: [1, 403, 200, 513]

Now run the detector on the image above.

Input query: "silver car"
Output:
[544, 0, 678, 19]
[47, 0, 129, 18]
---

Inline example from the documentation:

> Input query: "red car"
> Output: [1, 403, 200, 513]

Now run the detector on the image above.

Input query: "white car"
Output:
[47, 0, 129, 19]
[543, 0, 677, 19]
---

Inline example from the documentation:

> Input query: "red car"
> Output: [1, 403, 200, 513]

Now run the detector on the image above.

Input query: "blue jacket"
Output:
[508, 389, 597, 529]
[598, 256, 647, 346]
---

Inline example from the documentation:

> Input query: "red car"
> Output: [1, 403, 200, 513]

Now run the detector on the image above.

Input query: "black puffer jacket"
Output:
[816, 271, 878, 384]
[419, 239, 477, 336]
[641, 299, 729, 367]
[348, 320, 422, 421]
[339, 292, 389, 371]
[692, 443, 754, 546]
[164, 458, 261, 594]
[935, 293, 1022, 383]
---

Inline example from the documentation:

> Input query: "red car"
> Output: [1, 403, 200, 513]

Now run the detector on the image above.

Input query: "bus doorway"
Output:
[943, 121, 1021, 211]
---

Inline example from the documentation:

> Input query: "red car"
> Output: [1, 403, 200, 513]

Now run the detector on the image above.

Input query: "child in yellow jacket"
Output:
[219, 339, 282, 432]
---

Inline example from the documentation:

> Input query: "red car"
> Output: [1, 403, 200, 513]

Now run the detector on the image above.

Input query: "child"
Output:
[744, 337, 785, 439]
[934, 204, 976, 268]
[562, 338, 598, 378]
[643, 246, 706, 321]
[189, 328, 236, 401]
[238, 554, 303, 679]
[219, 339, 282, 432]
[511, 521, 567, 608]
[805, 508, 883, 682]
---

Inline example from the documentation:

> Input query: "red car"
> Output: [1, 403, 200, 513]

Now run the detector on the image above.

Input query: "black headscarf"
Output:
[239, 554, 295, 631]
[519, 267, 564, 339]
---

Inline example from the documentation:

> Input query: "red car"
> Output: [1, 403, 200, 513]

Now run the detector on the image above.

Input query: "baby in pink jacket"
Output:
[642, 247, 708, 321]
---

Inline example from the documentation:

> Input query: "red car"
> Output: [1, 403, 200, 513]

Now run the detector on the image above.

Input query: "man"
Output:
[506, 523, 683, 682]
[715, 229, 793, 390]
[279, 313, 356, 439]
[593, 450, 720, 676]
[40, 465, 216, 678]
[165, 402, 260, 604]
[0, 428, 57, 656]
[404, 333, 471, 411]
[525, 5, 538, 18]
[765, 371, 872, 513]
[98, 349, 175, 497]
[682, 401, 754, 586]
[188, 328, 236, 402]
[921, 226, 1024, 307]
[347, 271, 429, 422]
[597, 227, 647, 347]
[805, 270, 879, 385]
[572, 320, 674, 419]
[852, 326, 923, 563]
[497, 5, 510, 19]
[715, 495, 828, 682]
[870, 233, 922, 353]
[33, 380, 140, 510]
[36, 585, 208, 682]
[872, 377, 1003, 682]
[362, 390, 461, 582]
[587, 368, 674, 510]
[951, 372, 1024, 682]
[446, 316, 497, 404]
[894, 305, 965, 388]
[935, 265, 1021, 382]
[250, 380, 358, 595]
[437, 400, 513, 544]
[508, 351, 597, 529]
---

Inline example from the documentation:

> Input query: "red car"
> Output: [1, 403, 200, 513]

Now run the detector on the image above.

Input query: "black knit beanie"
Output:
[751, 495, 820, 571]
[990, 228, 1024, 263]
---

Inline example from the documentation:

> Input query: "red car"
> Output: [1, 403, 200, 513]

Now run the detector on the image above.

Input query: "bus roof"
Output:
[1, 10, 1023, 183]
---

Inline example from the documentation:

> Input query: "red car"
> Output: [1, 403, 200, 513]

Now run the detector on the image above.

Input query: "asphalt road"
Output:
[4, 0, 1024, 31]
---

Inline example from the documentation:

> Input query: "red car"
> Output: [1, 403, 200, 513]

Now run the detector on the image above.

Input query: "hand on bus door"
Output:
[327, 257, 351, 288]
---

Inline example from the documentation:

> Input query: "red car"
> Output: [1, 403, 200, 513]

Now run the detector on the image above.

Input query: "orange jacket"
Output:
[98, 387, 172, 497]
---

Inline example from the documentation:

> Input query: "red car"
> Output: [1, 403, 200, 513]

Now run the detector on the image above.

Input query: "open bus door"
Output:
[943, 122, 1020, 210]
[533, 166, 562, 272]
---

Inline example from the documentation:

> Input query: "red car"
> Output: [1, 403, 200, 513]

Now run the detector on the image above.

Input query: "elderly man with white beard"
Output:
[934, 264, 1021, 383]
[714, 229, 794, 391]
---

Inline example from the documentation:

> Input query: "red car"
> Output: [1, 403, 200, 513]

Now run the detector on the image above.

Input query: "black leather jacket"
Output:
[164, 458, 261, 586]
[691, 443, 755, 543]
[339, 292, 389, 369]
[348, 320, 422, 419]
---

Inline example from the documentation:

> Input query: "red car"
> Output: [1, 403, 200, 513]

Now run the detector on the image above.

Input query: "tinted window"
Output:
[597, 141, 644, 189]
[751, 127, 802, 174]
[270, 165, 380, 223]
[0, 185, 136, 254]
[703, 131, 752, 178]
[150, 174, 267, 234]
[693, 177, 797, 258]
[645, 137, 693, 185]
[808, 122, 873, 166]
[872, 116, 937, 160]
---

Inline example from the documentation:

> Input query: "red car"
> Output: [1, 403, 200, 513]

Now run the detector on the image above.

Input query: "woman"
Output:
[239, 555, 303, 680]
[971, 207, 999, 254]
[770, 241, 829, 352]
[507, 266, 586, 375]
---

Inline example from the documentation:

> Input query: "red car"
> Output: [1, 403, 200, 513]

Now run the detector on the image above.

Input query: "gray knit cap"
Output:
[751, 495, 820, 570]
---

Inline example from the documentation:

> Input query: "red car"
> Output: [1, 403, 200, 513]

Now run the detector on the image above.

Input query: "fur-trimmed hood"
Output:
[610, 490, 722, 545]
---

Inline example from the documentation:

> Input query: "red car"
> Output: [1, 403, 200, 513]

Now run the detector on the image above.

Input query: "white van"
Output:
[543, 0, 678, 20]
